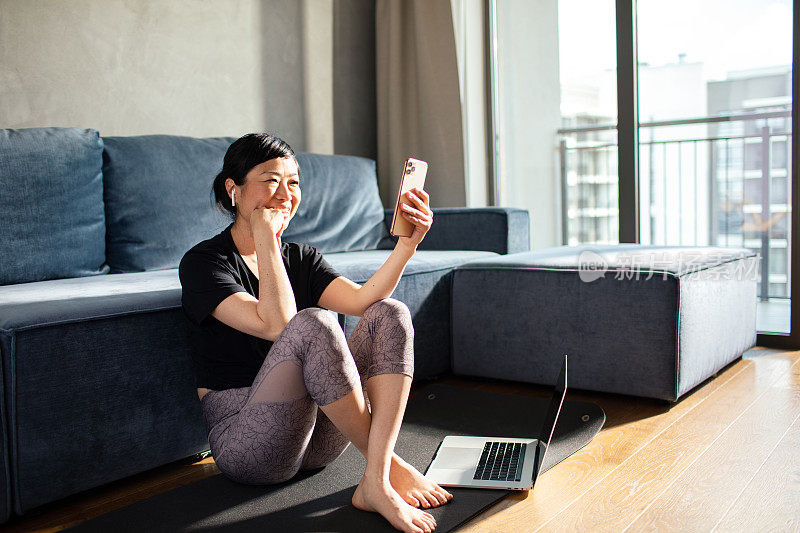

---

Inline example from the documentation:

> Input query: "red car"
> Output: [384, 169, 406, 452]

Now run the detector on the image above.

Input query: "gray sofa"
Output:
[0, 128, 529, 521]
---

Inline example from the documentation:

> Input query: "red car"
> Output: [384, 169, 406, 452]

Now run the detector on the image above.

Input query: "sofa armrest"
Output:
[379, 207, 530, 255]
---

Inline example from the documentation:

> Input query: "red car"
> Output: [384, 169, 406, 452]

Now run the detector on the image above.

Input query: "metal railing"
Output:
[558, 110, 793, 300]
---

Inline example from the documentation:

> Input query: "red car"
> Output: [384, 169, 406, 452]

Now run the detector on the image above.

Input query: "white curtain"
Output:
[375, 0, 466, 208]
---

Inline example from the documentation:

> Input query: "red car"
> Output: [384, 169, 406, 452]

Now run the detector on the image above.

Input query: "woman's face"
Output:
[229, 156, 301, 226]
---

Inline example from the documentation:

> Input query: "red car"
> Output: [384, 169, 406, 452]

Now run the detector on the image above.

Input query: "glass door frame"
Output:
[615, 0, 799, 347]
[763, 4, 800, 348]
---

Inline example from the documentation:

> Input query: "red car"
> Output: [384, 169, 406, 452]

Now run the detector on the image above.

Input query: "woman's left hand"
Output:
[397, 187, 433, 251]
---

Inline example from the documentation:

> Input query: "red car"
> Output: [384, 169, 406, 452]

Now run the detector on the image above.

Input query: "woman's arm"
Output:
[252, 220, 297, 333]
[211, 208, 297, 341]
[319, 188, 433, 316]
[318, 245, 414, 317]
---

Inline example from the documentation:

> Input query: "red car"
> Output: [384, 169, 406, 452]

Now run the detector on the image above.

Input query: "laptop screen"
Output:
[538, 355, 568, 451]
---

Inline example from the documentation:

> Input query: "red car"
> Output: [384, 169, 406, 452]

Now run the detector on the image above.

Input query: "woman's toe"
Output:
[423, 491, 439, 507]
[406, 494, 422, 508]
[412, 516, 430, 533]
[410, 523, 426, 533]
[431, 490, 447, 505]
[415, 491, 431, 508]
[423, 511, 436, 530]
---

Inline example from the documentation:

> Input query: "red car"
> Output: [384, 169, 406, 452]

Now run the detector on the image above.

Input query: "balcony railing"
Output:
[558, 110, 793, 300]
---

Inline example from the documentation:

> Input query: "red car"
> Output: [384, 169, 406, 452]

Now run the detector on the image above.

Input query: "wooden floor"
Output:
[5, 346, 800, 532]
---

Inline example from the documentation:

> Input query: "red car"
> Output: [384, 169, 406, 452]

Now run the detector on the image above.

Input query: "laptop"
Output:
[424, 355, 567, 490]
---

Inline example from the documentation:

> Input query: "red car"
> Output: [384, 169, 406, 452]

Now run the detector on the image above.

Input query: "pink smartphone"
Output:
[390, 158, 428, 237]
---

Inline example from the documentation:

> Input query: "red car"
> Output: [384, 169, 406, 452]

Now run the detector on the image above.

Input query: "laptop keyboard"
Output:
[473, 441, 526, 482]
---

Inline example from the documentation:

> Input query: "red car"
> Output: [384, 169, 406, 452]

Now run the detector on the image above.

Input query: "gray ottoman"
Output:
[451, 245, 758, 401]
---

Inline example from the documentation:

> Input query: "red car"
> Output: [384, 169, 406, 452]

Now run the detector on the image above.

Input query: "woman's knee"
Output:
[362, 298, 414, 347]
[290, 307, 339, 328]
[285, 308, 343, 344]
[363, 298, 412, 327]
[356, 298, 415, 380]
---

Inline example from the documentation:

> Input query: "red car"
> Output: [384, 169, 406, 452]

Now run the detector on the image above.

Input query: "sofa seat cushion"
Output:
[0, 248, 495, 331]
[102, 135, 235, 273]
[0, 270, 181, 331]
[0, 127, 107, 285]
[325, 249, 496, 281]
[326, 249, 498, 379]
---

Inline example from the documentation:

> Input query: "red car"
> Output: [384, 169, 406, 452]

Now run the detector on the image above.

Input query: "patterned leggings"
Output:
[199, 298, 414, 485]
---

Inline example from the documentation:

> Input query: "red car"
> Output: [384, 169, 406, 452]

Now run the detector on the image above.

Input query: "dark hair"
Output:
[212, 133, 296, 219]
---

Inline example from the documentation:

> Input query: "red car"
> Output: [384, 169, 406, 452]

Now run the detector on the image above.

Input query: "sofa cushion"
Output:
[284, 153, 389, 253]
[102, 135, 235, 273]
[0, 270, 181, 331]
[325, 249, 495, 280]
[380, 207, 531, 254]
[0, 250, 494, 331]
[0, 127, 106, 285]
[103, 139, 388, 273]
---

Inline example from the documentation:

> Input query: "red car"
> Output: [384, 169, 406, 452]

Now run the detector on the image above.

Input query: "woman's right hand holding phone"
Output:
[397, 187, 433, 251]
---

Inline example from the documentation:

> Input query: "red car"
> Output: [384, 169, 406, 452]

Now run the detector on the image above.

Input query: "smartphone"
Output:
[390, 158, 429, 237]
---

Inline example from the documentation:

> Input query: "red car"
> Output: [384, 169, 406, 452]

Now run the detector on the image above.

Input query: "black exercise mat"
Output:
[69, 384, 604, 532]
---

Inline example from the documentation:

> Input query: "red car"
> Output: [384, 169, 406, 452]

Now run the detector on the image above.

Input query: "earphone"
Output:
[231, 189, 236, 207]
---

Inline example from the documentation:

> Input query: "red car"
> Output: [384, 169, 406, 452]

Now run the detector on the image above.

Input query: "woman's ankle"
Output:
[363, 462, 392, 483]
[391, 453, 408, 467]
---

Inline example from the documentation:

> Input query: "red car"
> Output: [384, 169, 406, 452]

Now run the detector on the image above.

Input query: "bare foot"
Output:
[352, 473, 438, 533]
[390, 454, 453, 509]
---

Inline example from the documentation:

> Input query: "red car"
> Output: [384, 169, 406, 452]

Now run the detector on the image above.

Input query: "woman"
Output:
[179, 133, 452, 533]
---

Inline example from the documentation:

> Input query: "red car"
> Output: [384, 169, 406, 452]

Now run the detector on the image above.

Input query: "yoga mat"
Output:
[69, 384, 604, 532]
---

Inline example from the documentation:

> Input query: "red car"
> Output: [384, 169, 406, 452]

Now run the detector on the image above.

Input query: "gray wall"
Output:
[0, 0, 376, 157]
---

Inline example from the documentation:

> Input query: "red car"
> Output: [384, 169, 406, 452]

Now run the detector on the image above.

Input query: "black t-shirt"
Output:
[178, 224, 341, 390]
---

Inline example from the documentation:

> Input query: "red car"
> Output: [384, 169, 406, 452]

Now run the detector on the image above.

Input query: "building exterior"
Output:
[560, 62, 792, 299]
[707, 66, 792, 297]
